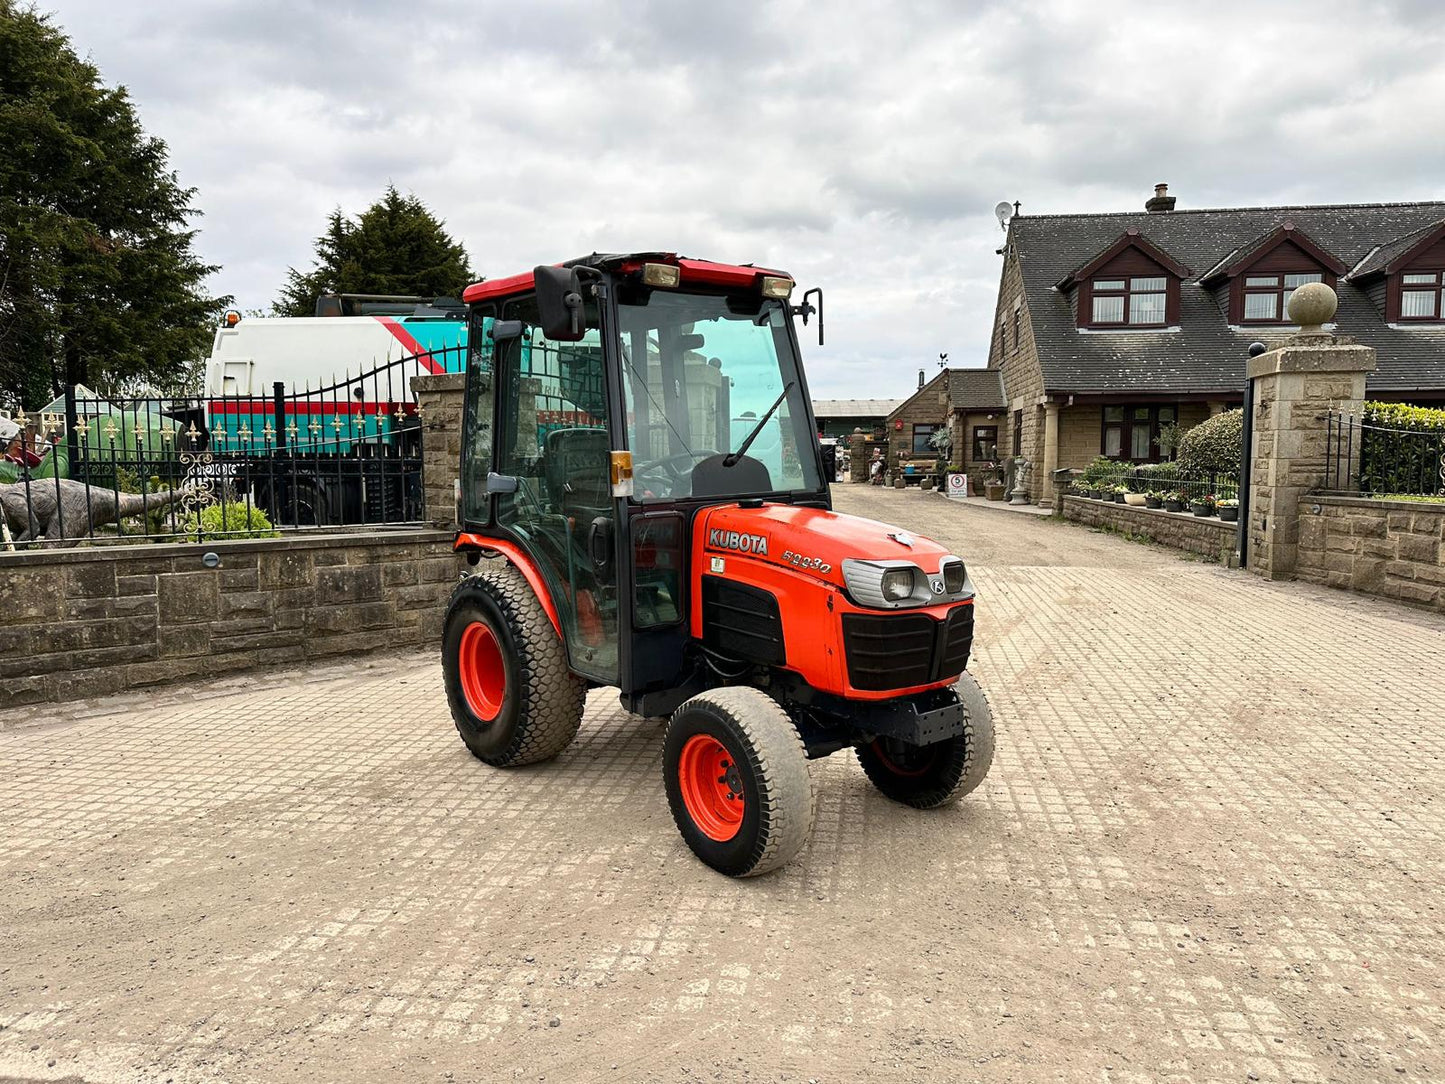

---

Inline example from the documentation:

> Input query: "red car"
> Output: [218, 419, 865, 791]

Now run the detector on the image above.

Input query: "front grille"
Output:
[701, 576, 785, 666]
[936, 604, 975, 679]
[841, 604, 974, 692]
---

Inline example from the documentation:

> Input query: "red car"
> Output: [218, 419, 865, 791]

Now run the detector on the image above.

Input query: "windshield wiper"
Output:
[723, 382, 795, 467]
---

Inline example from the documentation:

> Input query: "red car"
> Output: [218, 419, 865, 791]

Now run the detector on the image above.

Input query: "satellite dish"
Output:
[994, 201, 1014, 231]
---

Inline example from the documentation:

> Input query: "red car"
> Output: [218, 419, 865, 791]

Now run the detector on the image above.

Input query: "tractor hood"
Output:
[697, 503, 956, 590]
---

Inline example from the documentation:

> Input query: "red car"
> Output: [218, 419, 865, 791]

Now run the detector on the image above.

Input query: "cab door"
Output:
[491, 293, 619, 684]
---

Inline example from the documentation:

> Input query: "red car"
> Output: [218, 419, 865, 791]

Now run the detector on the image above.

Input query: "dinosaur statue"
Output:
[0, 479, 192, 547]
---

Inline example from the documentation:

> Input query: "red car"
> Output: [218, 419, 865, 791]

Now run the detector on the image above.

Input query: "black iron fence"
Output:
[1, 347, 457, 549]
[1069, 463, 1239, 510]
[1325, 411, 1445, 497]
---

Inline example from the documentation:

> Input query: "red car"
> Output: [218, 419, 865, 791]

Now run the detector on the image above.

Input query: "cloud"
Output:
[44, 0, 1445, 397]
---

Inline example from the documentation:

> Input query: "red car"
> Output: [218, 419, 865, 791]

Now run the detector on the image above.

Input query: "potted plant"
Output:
[1164, 490, 1186, 513]
[1111, 483, 1128, 503]
[1144, 490, 1164, 510]
[1190, 493, 1217, 517]
[1217, 498, 1239, 522]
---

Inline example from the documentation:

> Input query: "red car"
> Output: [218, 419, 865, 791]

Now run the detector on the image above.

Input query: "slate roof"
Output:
[1009, 202, 1445, 395]
[1348, 217, 1445, 278]
[811, 398, 901, 417]
[948, 368, 1007, 411]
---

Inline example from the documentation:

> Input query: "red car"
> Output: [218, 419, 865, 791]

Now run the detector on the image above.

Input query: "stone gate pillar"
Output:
[1247, 284, 1375, 580]
[849, 430, 868, 482]
[411, 373, 466, 529]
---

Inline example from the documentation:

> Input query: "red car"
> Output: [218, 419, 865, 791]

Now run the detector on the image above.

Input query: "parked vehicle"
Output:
[440, 253, 995, 877]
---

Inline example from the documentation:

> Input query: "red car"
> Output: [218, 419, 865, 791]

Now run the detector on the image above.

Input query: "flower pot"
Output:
[1088, 489, 1103, 499]
[1124, 493, 1147, 506]
[1113, 493, 1126, 503]
[1145, 496, 1163, 509]
[985, 483, 1006, 501]
[1190, 502, 1214, 517]
[1164, 499, 1184, 513]
[1218, 506, 1238, 522]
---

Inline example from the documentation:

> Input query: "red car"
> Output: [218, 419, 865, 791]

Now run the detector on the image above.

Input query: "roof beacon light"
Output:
[760, 276, 794, 299]
[642, 263, 681, 288]
[222, 309, 242, 328]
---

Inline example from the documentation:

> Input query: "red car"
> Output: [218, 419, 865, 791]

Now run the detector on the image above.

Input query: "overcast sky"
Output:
[44, 0, 1445, 398]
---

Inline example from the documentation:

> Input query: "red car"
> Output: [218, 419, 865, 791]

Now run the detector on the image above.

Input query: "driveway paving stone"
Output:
[2, 484, 1443, 1082]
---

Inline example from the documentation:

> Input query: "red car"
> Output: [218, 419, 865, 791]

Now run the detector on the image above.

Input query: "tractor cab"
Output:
[443, 253, 994, 878]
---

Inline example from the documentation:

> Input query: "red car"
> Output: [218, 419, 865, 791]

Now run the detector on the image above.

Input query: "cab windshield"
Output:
[616, 290, 819, 501]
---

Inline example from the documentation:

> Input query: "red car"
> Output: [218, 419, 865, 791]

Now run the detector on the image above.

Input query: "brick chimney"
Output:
[1146, 183, 1176, 214]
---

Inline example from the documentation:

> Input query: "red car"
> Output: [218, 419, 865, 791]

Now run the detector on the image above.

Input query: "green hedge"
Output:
[1176, 410, 1242, 479]
[1358, 401, 1445, 496]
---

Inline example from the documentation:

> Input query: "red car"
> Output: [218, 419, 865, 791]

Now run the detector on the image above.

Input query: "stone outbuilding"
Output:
[884, 368, 1007, 485]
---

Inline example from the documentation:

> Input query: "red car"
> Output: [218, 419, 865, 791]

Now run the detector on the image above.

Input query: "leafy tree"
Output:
[275, 186, 474, 315]
[0, 1, 228, 406]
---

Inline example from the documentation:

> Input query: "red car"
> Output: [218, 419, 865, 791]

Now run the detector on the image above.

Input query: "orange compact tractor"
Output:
[442, 254, 993, 876]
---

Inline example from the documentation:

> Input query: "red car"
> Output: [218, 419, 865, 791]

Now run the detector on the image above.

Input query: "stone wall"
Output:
[1296, 496, 1445, 611]
[1063, 496, 1238, 561]
[1, 531, 465, 706]
[413, 373, 466, 529]
[989, 248, 1045, 499]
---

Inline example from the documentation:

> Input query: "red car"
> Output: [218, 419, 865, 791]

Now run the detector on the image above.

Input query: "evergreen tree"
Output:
[275, 186, 474, 315]
[0, 1, 227, 405]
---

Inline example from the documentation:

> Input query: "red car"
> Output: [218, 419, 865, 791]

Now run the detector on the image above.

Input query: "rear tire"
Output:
[664, 687, 815, 877]
[442, 561, 585, 766]
[857, 670, 995, 809]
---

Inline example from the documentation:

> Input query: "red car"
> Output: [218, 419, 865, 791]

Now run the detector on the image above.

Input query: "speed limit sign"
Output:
[945, 473, 968, 499]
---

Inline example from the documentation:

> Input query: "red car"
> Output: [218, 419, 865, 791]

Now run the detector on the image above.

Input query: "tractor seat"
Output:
[543, 426, 611, 518]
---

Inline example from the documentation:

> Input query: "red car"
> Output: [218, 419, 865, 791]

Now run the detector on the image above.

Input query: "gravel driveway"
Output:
[3, 484, 1443, 1083]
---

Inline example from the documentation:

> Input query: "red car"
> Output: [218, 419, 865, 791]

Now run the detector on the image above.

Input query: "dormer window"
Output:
[1091, 276, 1167, 325]
[1400, 271, 1444, 320]
[1059, 229, 1189, 331]
[1200, 222, 1345, 326]
[1242, 272, 1323, 323]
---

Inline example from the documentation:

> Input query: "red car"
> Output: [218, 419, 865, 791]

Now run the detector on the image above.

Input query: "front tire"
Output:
[664, 687, 815, 877]
[857, 671, 995, 808]
[442, 562, 585, 766]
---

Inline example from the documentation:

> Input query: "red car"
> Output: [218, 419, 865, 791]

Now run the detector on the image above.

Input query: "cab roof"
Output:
[460, 252, 790, 305]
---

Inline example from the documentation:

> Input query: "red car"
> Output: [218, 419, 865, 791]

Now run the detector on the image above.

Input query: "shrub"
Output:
[1078, 455, 1118, 485]
[1176, 410, 1243, 478]
[1358, 400, 1445, 496]
[177, 501, 278, 540]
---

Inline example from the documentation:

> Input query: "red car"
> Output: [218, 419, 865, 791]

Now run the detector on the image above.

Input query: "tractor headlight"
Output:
[880, 568, 915, 601]
[841, 559, 926, 609]
[941, 557, 966, 594]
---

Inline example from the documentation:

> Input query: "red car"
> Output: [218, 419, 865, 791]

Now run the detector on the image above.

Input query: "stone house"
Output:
[885, 368, 1007, 484]
[990, 185, 1445, 506]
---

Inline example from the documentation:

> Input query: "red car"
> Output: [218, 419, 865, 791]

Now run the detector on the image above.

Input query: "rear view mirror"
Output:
[534, 265, 586, 341]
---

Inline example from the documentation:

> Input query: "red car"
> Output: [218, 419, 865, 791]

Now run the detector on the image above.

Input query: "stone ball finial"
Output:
[1288, 281, 1337, 332]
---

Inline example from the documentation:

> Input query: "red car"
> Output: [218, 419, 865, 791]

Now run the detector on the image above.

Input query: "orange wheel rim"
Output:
[677, 734, 745, 842]
[458, 622, 505, 721]
[871, 738, 935, 778]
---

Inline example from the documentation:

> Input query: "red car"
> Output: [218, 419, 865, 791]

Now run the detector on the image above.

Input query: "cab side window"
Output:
[460, 309, 495, 525]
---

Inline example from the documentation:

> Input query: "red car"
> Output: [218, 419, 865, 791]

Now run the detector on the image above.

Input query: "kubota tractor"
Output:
[442, 253, 993, 877]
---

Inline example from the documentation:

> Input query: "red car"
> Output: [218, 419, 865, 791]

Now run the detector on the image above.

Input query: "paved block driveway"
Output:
[3, 485, 1443, 1083]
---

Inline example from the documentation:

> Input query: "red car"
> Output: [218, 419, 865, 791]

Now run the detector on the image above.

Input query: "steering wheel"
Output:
[634, 449, 721, 497]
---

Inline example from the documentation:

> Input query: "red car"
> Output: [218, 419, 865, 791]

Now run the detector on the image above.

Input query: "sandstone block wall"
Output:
[1296, 496, 1445, 612]
[2, 531, 464, 706]
[1063, 496, 1238, 561]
